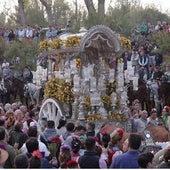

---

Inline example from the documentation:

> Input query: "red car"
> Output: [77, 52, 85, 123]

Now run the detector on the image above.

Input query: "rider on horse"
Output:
[2, 63, 13, 80]
[22, 66, 33, 83]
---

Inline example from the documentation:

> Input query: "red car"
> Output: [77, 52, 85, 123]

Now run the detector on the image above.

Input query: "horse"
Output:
[158, 81, 170, 107]
[10, 77, 25, 103]
[24, 82, 41, 106]
[0, 77, 25, 104]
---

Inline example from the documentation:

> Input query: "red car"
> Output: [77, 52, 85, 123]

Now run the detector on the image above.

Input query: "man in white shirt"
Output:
[25, 25, 33, 40]
[18, 26, 25, 41]
[20, 126, 50, 157]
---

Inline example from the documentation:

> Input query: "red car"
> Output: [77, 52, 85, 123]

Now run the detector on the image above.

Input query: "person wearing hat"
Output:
[0, 148, 9, 168]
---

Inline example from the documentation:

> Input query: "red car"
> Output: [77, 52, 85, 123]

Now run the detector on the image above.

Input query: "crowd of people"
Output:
[0, 21, 71, 44]
[0, 100, 170, 168]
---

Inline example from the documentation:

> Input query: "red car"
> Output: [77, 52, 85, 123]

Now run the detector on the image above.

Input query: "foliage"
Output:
[25, 3, 48, 27]
[53, 0, 72, 27]
[105, 1, 170, 36]
[3, 40, 39, 71]
[153, 32, 170, 63]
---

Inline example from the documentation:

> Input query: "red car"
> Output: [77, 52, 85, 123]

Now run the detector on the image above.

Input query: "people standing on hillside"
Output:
[25, 25, 33, 40]
[17, 26, 25, 41]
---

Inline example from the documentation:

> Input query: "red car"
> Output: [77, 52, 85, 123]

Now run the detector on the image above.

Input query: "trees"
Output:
[39, 0, 53, 25]
[84, 0, 106, 26]
[18, 0, 28, 27]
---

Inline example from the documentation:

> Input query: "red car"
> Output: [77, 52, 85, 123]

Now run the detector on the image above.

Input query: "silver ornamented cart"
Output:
[39, 25, 132, 131]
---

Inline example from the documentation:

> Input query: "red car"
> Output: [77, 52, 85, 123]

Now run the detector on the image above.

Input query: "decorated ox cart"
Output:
[38, 25, 133, 130]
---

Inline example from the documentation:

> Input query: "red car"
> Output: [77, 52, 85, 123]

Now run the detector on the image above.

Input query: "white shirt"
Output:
[20, 139, 50, 157]
[18, 29, 25, 38]
[26, 29, 33, 38]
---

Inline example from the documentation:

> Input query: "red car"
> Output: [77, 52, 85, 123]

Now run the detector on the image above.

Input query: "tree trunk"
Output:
[98, 0, 105, 22]
[39, 0, 53, 25]
[84, 0, 97, 25]
[84, 0, 96, 15]
[18, 0, 27, 27]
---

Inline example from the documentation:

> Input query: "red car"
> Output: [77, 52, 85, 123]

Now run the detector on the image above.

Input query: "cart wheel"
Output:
[39, 98, 63, 127]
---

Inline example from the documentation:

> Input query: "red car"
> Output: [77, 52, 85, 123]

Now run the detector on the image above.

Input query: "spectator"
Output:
[14, 154, 29, 168]
[71, 137, 82, 162]
[138, 152, 154, 168]
[4, 103, 12, 112]
[138, 49, 149, 69]
[25, 137, 52, 168]
[139, 21, 148, 36]
[65, 20, 71, 32]
[8, 122, 28, 149]
[99, 133, 110, 165]
[58, 145, 72, 168]
[110, 133, 142, 168]
[2, 63, 13, 80]
[78, 137, 100, 168]
[56, 117, 67, 137]
[40, 120, 58, 146]
[20, 126, 50, 158]
[22, 110, 37, 134]
[95, 145, 107, 169]
[154, 53, 163, 67]
[61, 122, 75, 142]
[3, 28, 9, 42]
[86, 122, 96, 138]
[29, 154, 41, 168]
[131, 49, 139, 69]
[18, 26, 25, 41]
[152, 65, 164, 81]
[64, 125, 86, 147]
[107, 128, 124, 166]
[25, 25, 33, 40]
[14, 109, 24, 124]
[122, 51, 131, 70]
[157, 148, 170, 168]
[8, 29, 15, 42]
[45, 25, 53, 39]
[161, 107, 170, 129]
[0, 148, 9, 168]
[147, 108, 158, 126]
[0, 127, 16, 168]
[22, 66, 33, 83]
[134, 110, 148, 134]
[11, 102, 18, 112]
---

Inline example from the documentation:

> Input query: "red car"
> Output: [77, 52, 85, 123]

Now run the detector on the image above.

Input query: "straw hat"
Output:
[0, 148, 8, 164]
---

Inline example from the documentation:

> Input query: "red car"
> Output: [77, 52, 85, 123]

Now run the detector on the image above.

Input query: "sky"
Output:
[0, 0, 170, 13]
